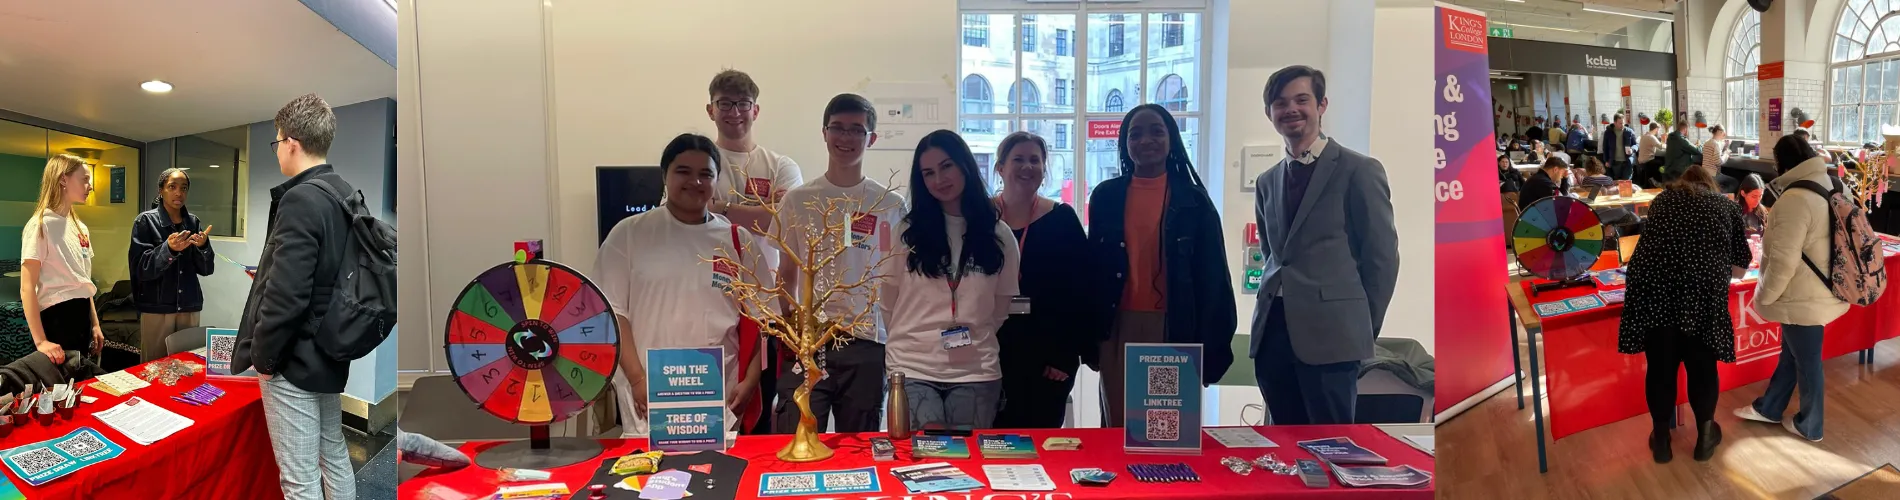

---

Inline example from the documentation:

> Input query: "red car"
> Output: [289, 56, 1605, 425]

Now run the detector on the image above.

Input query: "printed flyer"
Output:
[645, 347, 725, 452]
[1123, 343, 1203, 454]
[204, 328, 255, 378]
[0, 427, 126, 487]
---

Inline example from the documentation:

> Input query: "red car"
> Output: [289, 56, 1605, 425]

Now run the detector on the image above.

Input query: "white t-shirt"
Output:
[716, 146, 803, 205]
[594, 208, 776, 438]
[778, 175, 908, 343]
[879, 214, 1020, 384]
[21, 210, 96, 309]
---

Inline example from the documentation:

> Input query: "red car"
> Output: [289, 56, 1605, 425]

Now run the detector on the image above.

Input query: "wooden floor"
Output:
[1438, 337, 1900, 500]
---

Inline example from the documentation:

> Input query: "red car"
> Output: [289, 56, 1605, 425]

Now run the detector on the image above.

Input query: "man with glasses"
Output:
[770, 93, 905, 435]
[706, 69, 803, 232]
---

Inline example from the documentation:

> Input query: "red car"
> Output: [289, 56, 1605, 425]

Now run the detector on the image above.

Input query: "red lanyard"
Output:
[998, 197, 1031, 256]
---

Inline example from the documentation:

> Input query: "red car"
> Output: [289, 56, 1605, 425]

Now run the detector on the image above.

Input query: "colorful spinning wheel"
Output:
[444, 260, 619, 425]
[1511, 196, 1608, 280]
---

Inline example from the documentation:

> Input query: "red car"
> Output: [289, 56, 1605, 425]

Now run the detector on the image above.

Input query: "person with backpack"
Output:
[1733, 135, 1877, 442]
[234, 93, 366, 500]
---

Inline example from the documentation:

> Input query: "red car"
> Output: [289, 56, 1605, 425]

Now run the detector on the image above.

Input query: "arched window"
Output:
[962, 74, 995, 133]
[1156, 74, 1188, 112]
[1726, 10, 1760, 141]
[1829, 0, 1900, 144]
[1011, 79, 1042, 114]
[1106, 90, 1125, 113]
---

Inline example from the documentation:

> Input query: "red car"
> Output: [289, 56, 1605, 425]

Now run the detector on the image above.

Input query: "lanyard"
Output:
[947, 259, 966, 324]
[998, 197, 1031, 256]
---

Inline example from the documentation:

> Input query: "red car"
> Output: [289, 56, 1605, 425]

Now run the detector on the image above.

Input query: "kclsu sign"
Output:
[1732, 288, 1783, 365]
[1585, 54, 1618, 71]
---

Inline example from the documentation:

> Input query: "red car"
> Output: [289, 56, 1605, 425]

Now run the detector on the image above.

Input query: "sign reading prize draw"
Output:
[1124, 343, 1203, 454]
[646, 347, 725, 452]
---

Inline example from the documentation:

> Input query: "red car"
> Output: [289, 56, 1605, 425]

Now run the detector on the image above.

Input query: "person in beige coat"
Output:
[1732, 137, 1847, 442]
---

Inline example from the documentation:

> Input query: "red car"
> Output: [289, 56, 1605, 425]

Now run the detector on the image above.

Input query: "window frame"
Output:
[1725, 9, 1760, 143]
[1056, 28, 1071, 56]
[1022, 14, 1038, 52]
[964, 14, 989, 47]
[1827, 0, 1900, 145]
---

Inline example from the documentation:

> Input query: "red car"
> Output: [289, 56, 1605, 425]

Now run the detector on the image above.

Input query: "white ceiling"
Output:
[1451, 0, 1678, 47]
[0, 0, 396, 143]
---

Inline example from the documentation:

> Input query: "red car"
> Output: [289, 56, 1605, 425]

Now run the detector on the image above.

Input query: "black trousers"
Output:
[1635, 158, 1666, 188]
[1253, 299, 1362, 425]
[1645, 329, 1719, 433]
[771, 340, 885, 434]
[750, 337, 781, 435]
[37, 298, 94, 354]
[995, 345, 1076, 429]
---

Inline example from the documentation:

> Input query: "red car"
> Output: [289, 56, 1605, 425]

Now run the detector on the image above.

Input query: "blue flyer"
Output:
[1, 427, 125, 487]
[646, 347, 726, 452]
[205, 328, 255, 378]
[1123, 343, 1203, 454]
[757, 466, 881, 497]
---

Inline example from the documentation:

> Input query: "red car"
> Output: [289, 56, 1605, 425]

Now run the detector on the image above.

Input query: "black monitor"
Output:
[595, 166, 665, 244]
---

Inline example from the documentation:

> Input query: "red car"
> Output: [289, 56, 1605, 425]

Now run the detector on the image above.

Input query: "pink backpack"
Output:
[1788, 178, 1887, 306]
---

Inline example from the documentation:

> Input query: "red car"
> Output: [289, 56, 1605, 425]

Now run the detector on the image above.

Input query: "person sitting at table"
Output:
[1637, 123, 1666, 187]
[595, 133, 772, 438]
[881, 130, 1020, 431]
[1619, 163, 1752, 464]
[1524, 140, 1547, 164]
[1738, 174, 1768, 239]
[1518, 156, 1571, 211]
[1498, 155, 1523, 198]
[1732, 136, 1845, 443]
[1702, 126, 1738, 193]
[1663, 120, 1703, 185]
[1578, 157, 1617, 194]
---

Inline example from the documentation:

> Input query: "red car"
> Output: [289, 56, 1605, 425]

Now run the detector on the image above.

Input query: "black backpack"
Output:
[306, 176, 398, 361]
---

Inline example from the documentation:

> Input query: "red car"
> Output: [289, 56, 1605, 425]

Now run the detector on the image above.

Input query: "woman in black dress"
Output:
[1619, 163, 1752, 463]
[989, 131, 1091, 428]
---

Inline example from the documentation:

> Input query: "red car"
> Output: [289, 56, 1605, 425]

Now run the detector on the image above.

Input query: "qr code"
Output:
[9, 448, 67, 476]
[1146, 409, 1180, 441]
[208, 335, 236, 364]
[1148, 366, 1179, 396]
[53, 432, 106, 457]
[823, 471, 873, 489]
[766, 474, 816, 492]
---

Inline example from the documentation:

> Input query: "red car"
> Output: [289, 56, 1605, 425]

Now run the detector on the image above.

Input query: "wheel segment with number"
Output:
[444, 260, 619, 425]
[1511, 196, 1608, 280]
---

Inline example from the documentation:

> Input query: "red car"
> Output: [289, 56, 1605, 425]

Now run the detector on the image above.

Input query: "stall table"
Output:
[400, 425, 1434, 499]
[0, 352, 282, 499]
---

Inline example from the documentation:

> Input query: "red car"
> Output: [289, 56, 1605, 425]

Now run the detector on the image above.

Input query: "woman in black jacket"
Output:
[1619, 163, 1751, 464]
[1084, 104, 1235, 427]
[129, 168, 216, 362]
[989, 132, 1090, 429]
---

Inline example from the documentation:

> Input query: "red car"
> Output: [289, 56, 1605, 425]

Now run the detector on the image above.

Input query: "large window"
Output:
[1829, 0, 1900, 144]
[1726, 10, 1760, 141]
[963, 14, 989, 47]
[1022, 15, 1038, 52]
[959, 5, 1206, 218]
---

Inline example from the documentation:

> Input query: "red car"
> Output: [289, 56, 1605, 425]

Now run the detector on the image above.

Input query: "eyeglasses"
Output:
[824, 126, 870, 139]
[270, 136, 295, 151]
[713, 100, 756, 112]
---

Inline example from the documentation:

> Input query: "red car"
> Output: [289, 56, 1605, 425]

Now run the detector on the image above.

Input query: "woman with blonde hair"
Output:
[19, 154, 103, 365]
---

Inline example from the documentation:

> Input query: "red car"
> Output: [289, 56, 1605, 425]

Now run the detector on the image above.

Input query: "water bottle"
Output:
[887, 372, 911, 439]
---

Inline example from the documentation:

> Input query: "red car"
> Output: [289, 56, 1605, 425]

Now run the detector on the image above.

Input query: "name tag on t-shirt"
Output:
[851, 212, 878, 250]
[711, 258, 739, 292]
[745, 178, 773, 199]
[941, 326, 973, 350]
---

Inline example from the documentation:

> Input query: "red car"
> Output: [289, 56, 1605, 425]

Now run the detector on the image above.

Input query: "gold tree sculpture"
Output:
[707, 178, 905, 462]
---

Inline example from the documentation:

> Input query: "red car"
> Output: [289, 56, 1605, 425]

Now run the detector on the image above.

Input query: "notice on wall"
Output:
[1433, 3, 1512, 415]
[860, 81, 954, 150]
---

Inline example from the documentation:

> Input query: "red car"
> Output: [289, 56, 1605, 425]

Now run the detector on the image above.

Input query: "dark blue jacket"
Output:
[1084, 171, 1237, 384]
[234, 165, 353, 394]
[1599, 124, 1638, 163]
[129, 207, 215, 314]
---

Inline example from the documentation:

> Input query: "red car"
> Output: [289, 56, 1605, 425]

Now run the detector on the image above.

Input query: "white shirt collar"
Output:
[1289, 135, 1330, 165]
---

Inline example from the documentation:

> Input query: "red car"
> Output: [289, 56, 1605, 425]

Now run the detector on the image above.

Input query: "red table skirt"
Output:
[401, 425, 1434, 499]
[0, 353, 282, 499]
[1528, 253, 1900, 439]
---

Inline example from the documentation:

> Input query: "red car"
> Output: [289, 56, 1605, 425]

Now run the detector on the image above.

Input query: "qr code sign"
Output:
[1148, 366, 1179, 396]
[1146, 409, 1180, 441]
[209, 335, 236, 364]
[766, 474, 817, 492]
[822, 471, 873, 489]
[53, 432, 106, 458]
[9, 448, 67, 476]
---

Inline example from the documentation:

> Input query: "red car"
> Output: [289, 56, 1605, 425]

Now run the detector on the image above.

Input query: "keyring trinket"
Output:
[1220, 456, 1253, 475]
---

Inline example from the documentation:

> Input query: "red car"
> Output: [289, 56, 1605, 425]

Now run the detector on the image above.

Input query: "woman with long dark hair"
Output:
[130, 167, 217, 362]
[1619, 157, 1751, 463]
[1084, 104, 1235, 427]
[879, 130, 1020, 430]
[988, 131, 1090, 429]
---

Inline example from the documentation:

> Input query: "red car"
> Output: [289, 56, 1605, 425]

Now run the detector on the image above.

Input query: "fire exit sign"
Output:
[1490, 27, 1513, 38]
[1508, 84, 1518, 90]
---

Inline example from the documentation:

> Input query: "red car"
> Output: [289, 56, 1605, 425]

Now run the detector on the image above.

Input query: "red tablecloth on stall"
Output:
[0, 353, 281, 499]
[401, 425, 1434, 499]
[1530, 252, 1900, 439]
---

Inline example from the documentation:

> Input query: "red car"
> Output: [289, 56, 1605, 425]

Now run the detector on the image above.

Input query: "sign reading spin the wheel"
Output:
[445, 260, 619, 425]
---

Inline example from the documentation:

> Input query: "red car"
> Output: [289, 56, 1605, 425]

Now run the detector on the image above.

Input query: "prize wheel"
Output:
[1511, 196, 1609, 281]
[445, 260, 619, 425]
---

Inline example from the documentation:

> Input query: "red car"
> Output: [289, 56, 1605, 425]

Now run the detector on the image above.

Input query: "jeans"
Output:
[902, 378, 1002, 431]
[1644, 329, 1718, 434]
[1751, 323, 1826, 440]
[261, 374, 355, 500]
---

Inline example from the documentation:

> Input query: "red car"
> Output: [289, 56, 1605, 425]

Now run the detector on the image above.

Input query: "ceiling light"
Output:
[141, 80, 173, 93]
[1581, 3, 1674, 23]
[209, 165, 220, 168]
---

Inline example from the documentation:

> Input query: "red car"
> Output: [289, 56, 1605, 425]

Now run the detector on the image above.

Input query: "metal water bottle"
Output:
[887, 372, 912, 439]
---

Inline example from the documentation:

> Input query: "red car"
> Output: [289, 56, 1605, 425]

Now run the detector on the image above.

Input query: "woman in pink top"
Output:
[19, 154, 103, 365]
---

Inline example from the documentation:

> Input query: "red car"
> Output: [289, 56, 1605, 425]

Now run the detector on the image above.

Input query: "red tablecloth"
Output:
[1528, 252, 1900, 439]
[0, 353, 282, 499]
[401, 425, 1434, 499]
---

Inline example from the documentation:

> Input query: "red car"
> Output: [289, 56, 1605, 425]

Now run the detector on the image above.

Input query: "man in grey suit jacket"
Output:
[1251, 66, 1400, 425]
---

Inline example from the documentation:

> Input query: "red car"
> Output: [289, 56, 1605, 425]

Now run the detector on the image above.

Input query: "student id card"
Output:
[941, 326, 973, 349]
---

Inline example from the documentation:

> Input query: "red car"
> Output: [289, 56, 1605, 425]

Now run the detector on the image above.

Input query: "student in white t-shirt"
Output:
[19, 154, 103, 365]
[771, 94, 908, 434]
[595, 133, 775, 438]
[703, 69, 803, 232]
[879, 130, 1020, 431]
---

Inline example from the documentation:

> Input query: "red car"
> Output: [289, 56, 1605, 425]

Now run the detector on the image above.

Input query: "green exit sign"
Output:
[1508, 84, 1519, 90]
[1490, 27, 1513, 38]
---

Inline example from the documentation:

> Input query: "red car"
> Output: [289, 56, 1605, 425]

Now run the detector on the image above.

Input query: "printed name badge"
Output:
[941, 326, 973, 350]
[1009, 296, 1032, 315]
[745, 178, 773, 199]
[851, 212, 878, 250]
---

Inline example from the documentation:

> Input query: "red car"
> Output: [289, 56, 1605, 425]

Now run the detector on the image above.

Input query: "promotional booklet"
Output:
[1591, 268, 1626, 287]
[1296, 437, 1389, 465]
[757, 467, 880, 498]
[912, 435, 971, 459]
[977, 434, 1038, 459]
[1330, 464, 1434, 488]
[890, 462, 985, 494]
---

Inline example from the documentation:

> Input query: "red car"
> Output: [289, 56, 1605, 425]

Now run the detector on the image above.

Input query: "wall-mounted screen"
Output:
[596, 166, 664, 245]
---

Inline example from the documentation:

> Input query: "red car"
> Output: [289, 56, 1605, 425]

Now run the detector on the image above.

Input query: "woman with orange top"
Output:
[1084, 104, 1236, 426]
